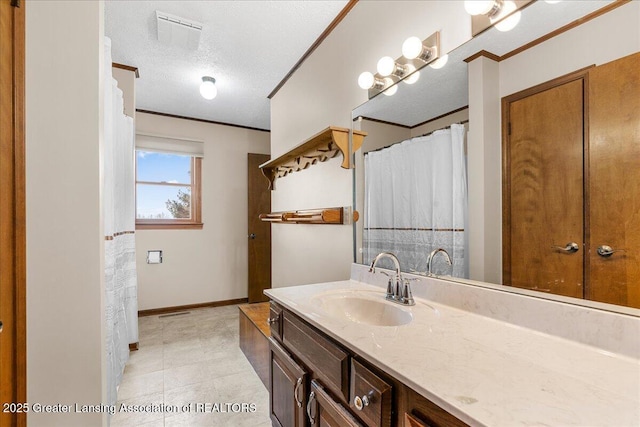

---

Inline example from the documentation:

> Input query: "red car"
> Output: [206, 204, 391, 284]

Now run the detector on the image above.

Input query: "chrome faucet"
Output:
[426, 248, 452, 277]
[369, 252, 414, 306]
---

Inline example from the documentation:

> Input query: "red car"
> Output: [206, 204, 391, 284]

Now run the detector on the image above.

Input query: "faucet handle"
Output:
[401, 278, 416, 306]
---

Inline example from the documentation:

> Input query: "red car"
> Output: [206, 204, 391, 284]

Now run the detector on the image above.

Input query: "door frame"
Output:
[501, 66, 592, 293]
[1, 0, 27, 425]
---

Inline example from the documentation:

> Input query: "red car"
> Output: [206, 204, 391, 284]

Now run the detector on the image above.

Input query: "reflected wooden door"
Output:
[247, 153, 271, 303]
[588, 52, 640, 308]
[503, 74, 585, 298]
[0, 0, 26, 425]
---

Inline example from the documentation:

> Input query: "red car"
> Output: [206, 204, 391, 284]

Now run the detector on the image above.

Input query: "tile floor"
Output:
[110, 305, 271, 427]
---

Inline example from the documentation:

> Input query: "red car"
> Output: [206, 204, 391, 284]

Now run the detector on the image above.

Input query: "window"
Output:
[135, 134, 203, 229]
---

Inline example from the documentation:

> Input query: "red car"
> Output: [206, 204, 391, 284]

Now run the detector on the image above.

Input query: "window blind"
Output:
[135, 133, 204, 157]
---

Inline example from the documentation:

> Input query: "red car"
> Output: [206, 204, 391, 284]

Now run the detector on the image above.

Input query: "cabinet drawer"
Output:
[349, 359, 392, 427]
[269, 302, 283, 343]
[309, 380, 364, 427]
[282, 311, 350, 401]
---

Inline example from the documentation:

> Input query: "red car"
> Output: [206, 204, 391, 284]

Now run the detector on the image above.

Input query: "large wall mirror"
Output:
[352, 0, 640, 313]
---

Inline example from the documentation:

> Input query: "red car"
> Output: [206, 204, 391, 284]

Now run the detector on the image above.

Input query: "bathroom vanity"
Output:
[264, 264, 640, 427]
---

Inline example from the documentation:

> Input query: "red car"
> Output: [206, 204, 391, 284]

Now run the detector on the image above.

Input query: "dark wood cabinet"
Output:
[269, 303, 468, 427]
[270, 337, 308, 427]
[308, 380, 363, 427]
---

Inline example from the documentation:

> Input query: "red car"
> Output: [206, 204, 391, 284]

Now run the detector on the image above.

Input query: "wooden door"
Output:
[503, 73, 586, 298]
[270, 337, 308, 427]
[309, 380, 363, 427]
[0, 0, 26, 425]
[248, 153, 271, 303]
[588, 52, 640, 308]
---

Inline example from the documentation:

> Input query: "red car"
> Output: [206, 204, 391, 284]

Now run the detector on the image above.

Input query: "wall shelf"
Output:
[260, 126, 367, 189]
[259, 207, 359, 225]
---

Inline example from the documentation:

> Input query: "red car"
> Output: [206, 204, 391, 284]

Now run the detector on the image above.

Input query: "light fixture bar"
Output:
[366, 31, 440, 99]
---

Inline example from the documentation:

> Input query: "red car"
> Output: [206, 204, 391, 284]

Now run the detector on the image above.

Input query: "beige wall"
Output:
[135, 113, 270, 310]
[270, 1, 472, 287]
[468, 1, 640, 282]
[26, 1, 106, 425]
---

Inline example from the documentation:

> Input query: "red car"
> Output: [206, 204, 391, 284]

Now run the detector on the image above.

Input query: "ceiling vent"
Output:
[156, 11, 202, 50]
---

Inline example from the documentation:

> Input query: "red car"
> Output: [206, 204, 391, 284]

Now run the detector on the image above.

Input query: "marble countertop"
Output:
[265, 279, 640, 427]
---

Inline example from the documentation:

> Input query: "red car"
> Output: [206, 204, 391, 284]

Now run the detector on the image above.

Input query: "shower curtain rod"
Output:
[364, 120, 469, 155]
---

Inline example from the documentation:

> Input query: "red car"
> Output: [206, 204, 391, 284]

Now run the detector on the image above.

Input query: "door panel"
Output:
[588, 52, 640, 308]
[309, 380, 363, 427]
[0, 0, 26, 426]
[505, 78, 585, 298]
[248, 153, 271, 303]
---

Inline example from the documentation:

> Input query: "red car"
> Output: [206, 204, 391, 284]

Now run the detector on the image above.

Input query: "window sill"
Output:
[136, 222, 203, 230]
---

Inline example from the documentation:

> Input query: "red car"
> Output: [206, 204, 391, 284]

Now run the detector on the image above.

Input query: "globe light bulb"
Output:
[382, 78, 397, 96]
[491, 1, 521, 32]
[358, 72, 375, 89]
[464, 0, 496, 16]
[429, 54, 449, 70]
[403, 65, 420, 85]
[402, 37, 423, 60]
[377, 56, 396, 77]
[199, 77, 217, 100]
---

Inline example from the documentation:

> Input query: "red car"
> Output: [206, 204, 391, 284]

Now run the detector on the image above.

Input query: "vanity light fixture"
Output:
[464, 0, 503, 16]
[377, 56, 408, 78]
[199, 76, 217, 100]
[402, 36, 436, 62]
[358, 72, 386, 90]
[429, 54, 449, 70]
[490, 0, 521, 32]
[357, 31, 440, 99]
[465, 0, 530, 35]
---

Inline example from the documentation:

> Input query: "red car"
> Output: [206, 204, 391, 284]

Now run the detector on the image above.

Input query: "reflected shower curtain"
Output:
[364, 124, 468, 277]
[104, 37, 139, 409]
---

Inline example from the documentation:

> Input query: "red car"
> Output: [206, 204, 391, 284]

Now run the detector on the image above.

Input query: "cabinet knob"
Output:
[0, 320, 3, 333]
[354, 394, 370, 411]
[266, 315, 279, 325]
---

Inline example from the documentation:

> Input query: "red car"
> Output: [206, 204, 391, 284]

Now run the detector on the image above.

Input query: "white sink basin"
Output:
[312, 291, 413, 326]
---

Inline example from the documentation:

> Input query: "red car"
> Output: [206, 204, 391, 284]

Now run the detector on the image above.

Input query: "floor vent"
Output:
[158, 311, 191, 318]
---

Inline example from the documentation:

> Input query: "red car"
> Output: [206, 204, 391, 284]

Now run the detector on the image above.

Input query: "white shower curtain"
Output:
[364, 124, 468, 277]
[104, 37, 139, 409]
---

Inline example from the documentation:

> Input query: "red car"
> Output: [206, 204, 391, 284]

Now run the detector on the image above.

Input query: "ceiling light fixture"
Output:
[199, 76, 217, 100]
[357, 31, 440, 99]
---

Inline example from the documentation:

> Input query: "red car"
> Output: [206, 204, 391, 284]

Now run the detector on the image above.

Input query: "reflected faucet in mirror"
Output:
[427, 248, 452, 277]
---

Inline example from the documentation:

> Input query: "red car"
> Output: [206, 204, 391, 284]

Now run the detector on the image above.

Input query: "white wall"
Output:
[26, 1, 106, 425]
[270, 1, 472, 287]
[135, 113, 270, 310]
[469, 1, 640, 282]
[112, 67, 136, 119]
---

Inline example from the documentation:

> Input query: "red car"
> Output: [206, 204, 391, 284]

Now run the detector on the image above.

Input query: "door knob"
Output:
[551, 242, 579, 253]
[248, 233, 256, 239]
[597, 245, 625, 257]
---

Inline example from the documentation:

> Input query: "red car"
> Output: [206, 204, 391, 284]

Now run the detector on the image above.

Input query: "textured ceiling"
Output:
[353, 1, 615, 127]
[105, 1, 348, 131]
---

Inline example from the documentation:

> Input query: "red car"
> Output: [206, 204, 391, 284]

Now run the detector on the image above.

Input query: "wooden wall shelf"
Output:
[260, 126, 367, 189]
[259, 207, 359, 225]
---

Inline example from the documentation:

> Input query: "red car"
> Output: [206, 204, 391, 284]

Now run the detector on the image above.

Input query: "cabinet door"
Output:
[307, 380, 363, 427]
[588, 52, 640, 308]
[270, 337, 308, 427]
